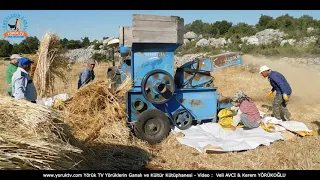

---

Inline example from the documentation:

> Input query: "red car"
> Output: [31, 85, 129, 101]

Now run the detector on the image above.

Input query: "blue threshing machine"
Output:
[110, 14, 243, 144]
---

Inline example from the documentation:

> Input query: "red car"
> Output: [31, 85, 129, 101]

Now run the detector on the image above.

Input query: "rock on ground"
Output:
[63, 45, 120, 63]
[185, 28, 319, 48]
[174, 53, 209, 68]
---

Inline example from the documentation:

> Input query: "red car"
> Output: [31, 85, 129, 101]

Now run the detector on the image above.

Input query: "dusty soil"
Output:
[242, 54, 320, 104]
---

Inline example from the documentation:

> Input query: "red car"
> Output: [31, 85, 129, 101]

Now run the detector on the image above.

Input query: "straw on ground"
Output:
[0, 96, 91, 170]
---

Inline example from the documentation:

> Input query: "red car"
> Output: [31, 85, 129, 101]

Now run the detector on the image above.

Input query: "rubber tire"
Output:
[134, 109, 171, 144]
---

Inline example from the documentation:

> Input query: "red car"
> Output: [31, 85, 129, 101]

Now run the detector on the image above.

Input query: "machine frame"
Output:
[109, 14, 242, 144]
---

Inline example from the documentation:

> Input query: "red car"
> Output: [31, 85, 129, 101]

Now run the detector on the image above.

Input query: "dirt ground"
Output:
[0, 55, 319, 170]
[242, 54, 320, 104]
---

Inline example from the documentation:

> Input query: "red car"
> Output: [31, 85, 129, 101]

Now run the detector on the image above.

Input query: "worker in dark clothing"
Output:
[77, 59, 96, 89]
[260, 65, 292, 121]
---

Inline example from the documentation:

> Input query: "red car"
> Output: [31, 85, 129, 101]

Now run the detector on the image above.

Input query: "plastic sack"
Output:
[218, 109, 244, 130]
[36, 93, 69, 107]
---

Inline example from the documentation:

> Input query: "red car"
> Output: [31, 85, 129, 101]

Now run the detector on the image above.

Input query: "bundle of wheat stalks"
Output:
[33, 32, 69, 99]
[61, 75, 152, 170]
[0, 96, 91, 170]
[62, 75, 132, 143]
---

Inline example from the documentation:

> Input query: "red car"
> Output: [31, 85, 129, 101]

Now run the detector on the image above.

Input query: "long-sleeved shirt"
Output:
[239, 100, 261, 122]
[232, 100, 261, 126]
[77, 67, 95, 89]
[6, 63, 18, 93]
[268, 70, 292, 95]
[12, 67, 37, 101]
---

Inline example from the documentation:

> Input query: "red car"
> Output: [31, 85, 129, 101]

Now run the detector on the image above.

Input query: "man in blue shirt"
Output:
[260, 65, 292, 121]
[12, 58, 37, 103]
[78, 59, 96, 89]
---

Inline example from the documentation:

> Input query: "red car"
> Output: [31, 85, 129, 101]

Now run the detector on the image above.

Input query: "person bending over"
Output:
[230, 90, 262, 130]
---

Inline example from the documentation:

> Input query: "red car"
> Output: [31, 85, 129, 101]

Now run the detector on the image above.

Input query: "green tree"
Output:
[65, 40, 82, 49]
[207, 24, 218, 37]
[92, 52, 107, 62]
[213, 20, 232, 36]
[93, 41, 102, 50]
[11, 43, 21, 54]
[0, 40, 13, 57]
[184, 20, 233, 38]
[184, 24, 192, 32]
[19, 36, 40, 54]
[91, 39, 99, 45]
[60, 38, 69, 48]
[257, 15, 273, 30]
[81, 37, 90, 47]
[274, 14, 295, 30]
[265, 20, 279, 29]
[228, 23, 256, 36]
[297, 15, 316, 30]
[190, 20, 205, 34]
[201, 23, 214, 37]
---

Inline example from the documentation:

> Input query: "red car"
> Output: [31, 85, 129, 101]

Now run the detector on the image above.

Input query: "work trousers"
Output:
[232, 108, 260, 129]
[10, 93, 36, 104]
[240, 114, 260, 129]
[272, 94, 291, 121]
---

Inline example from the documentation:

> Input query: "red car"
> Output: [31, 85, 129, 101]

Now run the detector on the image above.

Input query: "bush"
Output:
[92, 53, 107, 62]
[240, 44, 256, 54]
[93, 43, 101, 50]
[0, 40, 13, 57]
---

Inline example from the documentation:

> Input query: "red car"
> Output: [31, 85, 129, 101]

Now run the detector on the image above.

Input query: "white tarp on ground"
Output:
[261, 117, 313, 133]
[36, 94, 70, 107]
[173, 122, 283, 153]
[172, 116, 313, 153]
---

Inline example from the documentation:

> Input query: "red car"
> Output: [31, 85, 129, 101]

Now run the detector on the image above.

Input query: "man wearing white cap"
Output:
[260, 65, 292, 121]
[77, 59, 96, 89]
[5, 54, 22, 96]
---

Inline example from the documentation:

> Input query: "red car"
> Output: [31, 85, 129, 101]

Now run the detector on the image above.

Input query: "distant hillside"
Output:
[176, 14, 320, 57]
[1, 14, 320, 61]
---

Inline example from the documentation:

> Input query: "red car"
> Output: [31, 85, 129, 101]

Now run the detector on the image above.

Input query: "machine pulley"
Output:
[141, 69, 175, 104]
[172, 109, 193, 130]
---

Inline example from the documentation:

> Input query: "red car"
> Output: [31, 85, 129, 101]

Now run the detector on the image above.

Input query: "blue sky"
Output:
[1, 10, 320, 44]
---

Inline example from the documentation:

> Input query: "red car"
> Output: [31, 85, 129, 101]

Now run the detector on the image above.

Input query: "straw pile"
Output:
[61, 75, 152, 170]
[33, 32, 69, 98]
[0, 96, 91, 170]
[62, 75, 132, 143]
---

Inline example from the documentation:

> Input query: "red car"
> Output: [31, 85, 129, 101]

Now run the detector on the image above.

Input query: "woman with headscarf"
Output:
[230, 90, 262, 131]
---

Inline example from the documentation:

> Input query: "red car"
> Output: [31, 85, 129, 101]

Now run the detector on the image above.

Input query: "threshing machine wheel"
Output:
[134, 109, 171, 144]
[173, 109, 193, 130]
[141, 69, 175, 104]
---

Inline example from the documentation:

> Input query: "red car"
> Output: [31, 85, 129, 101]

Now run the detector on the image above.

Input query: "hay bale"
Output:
[33, 32, 69, 99]
[0, 96, 91, 170]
